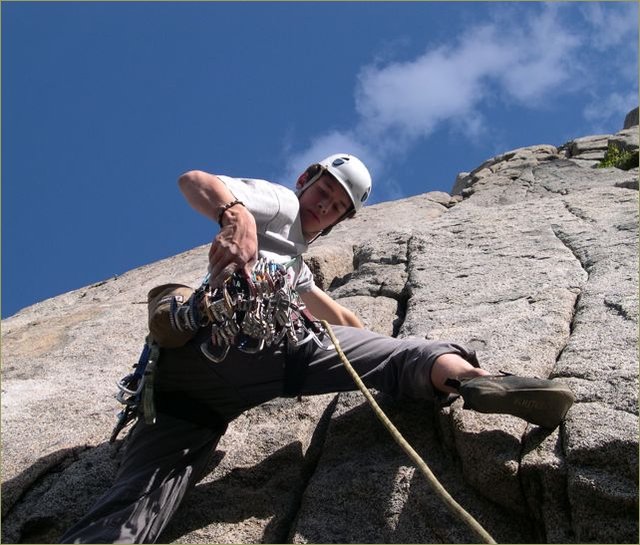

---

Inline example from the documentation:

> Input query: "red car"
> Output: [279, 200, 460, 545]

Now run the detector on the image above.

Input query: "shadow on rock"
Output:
[160, 441, 307, 543]
[1, 441, 124, 544]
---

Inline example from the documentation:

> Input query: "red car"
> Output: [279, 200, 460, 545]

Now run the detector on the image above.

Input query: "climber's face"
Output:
[298, 174, 352, 241]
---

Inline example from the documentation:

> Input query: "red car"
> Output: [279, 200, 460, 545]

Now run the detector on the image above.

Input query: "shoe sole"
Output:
[458, 376, 575, 429]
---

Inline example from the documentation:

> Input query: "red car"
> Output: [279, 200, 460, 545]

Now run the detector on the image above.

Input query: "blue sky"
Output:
[2, 1, 638, 318]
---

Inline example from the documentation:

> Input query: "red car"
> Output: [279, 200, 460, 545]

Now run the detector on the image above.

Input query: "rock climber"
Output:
[60, 153, 574, 543]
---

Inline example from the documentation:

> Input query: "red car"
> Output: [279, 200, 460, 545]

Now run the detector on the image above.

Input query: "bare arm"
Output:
[300, 285, 364, 328]
[178, 170, 258, 285]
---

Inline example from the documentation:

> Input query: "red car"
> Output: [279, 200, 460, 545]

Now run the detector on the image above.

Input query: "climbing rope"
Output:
[321, 320, 497, 545]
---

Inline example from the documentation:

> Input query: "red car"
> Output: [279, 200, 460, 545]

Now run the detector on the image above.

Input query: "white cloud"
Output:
[579, 2, 639, 85]
[498, 5, 582, 103]
[356, 7, 583, 135]
[355, 24, 516, 139]
[580, 1, 639, 50]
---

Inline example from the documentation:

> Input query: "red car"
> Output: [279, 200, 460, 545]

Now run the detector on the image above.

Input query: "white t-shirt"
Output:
[217, 175, 315, 293]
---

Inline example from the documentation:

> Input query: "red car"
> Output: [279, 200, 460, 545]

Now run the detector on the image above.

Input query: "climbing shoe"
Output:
[445, 373, 575, 429]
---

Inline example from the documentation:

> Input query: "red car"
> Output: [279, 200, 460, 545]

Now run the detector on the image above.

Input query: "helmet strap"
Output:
[315, 207, 355, 240]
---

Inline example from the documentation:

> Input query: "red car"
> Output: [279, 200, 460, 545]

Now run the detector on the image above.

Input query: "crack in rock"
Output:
[562, 201, 596, 223]
[279, 395, 340, 543]
[548, 225, 589, 357]
[550, 225, 592, 277]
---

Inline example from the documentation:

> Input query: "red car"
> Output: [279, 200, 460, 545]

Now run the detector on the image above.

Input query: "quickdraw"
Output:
[175, 258, 328, 363]
[110, 336, 159, 442]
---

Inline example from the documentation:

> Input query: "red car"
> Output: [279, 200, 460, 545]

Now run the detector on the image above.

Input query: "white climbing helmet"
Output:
[320, 153, 372, 213]
[297, 153, 372, 214]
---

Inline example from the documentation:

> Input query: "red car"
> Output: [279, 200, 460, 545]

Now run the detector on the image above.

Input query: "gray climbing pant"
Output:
[60, 326, 477, 543]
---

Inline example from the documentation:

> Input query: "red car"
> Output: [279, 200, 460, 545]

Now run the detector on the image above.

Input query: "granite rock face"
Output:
[2, 112, 638, 544]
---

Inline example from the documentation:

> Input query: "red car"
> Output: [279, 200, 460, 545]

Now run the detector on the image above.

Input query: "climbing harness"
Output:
[321, 321, 497, 545]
